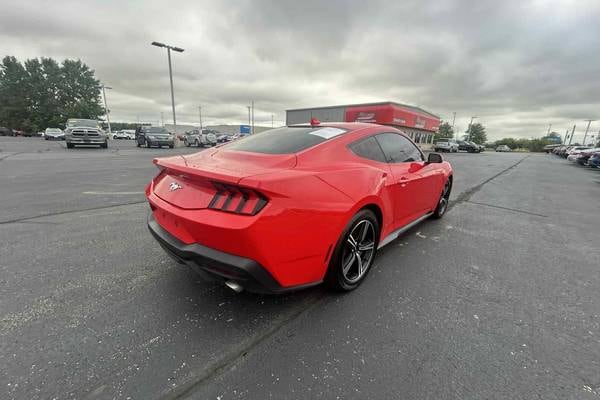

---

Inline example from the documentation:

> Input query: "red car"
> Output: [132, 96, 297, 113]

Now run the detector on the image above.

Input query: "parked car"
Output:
[146, 122, 453, 293]
[112, 131, 126, 139]
[574, 148, 600, 165]
[64, 119, 108, 149]
[588, 152, 600, 168]
[496, 145, 511, 152]
[217, 134, 233, 143]
[137, 126, 174, 148]
[0, 127, 15, 136]
[565, 146, 591, 161]
[458, 141, 480, 153]
[44, 128, 65, 140]
[434, 139, 458, 152]
[183, 129, 217, 147]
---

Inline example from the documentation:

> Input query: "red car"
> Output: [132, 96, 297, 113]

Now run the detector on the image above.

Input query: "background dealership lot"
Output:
[1, 137, 599, 399]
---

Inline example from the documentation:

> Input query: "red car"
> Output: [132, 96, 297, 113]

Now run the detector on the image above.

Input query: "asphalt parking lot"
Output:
[1, 137, 599, 399]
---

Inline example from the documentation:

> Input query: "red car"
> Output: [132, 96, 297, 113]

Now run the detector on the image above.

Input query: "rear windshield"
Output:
[225, 126, 347, 154]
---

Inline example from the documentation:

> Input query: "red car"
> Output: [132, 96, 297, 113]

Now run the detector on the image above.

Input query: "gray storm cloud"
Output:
[1, 0, 599, 140]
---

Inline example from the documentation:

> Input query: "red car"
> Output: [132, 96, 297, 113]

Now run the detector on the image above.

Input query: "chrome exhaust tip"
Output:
[225, 280, 243, 293]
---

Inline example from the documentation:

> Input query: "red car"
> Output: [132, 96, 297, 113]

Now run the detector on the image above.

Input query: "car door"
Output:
[375, 133, 435, 226]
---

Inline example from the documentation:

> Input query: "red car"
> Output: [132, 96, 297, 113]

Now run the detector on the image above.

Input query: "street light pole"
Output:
[251, 100, 255, 135]
[247, 106, 251, 128]
[100, 84, 112, 134]
[151, 41, 184, 135]
[568, 124, 576, 145]
[198, 106, 203, 131]
[582, 119, 595, 145]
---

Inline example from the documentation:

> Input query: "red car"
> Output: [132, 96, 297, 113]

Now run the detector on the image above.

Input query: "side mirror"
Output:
[427, 153, 443, 164]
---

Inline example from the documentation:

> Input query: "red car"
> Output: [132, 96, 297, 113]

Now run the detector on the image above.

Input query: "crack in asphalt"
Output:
[448, 154, 530, 211]
[0, 200, 147, 225]
[0, 151, 24, 162]
[163, 292, 326, 400]
[465, 200, 548, 218]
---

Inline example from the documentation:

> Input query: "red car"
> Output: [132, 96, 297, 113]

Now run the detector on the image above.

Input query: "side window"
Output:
[349, 136, 387, 163]
[375, 133, 423, 163]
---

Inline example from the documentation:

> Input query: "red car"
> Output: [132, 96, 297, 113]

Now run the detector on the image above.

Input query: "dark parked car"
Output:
[0, 127, 15, 136]
[137, 126, 174, 148]
[457, 140, 480, 153]
[588, 152, 600, 168]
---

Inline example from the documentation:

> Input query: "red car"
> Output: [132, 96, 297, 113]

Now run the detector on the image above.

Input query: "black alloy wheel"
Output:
[326, 209, 379, 291]
[432, 178, 452, 219]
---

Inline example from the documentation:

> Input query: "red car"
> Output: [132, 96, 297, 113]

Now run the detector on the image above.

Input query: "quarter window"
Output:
[349, 136, 387, 163]
[375, 133, 423, 163]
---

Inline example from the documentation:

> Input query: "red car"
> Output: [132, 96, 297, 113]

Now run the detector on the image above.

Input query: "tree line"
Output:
[435, 121, 487, 144]
[0, 56, 104, 133]
[434, 121, 568, 151]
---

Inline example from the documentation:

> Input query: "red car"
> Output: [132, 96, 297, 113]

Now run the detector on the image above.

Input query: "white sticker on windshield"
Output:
[308, 127, 346, 139]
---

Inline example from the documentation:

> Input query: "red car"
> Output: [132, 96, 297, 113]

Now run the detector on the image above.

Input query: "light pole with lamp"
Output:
[100, 84, 112, 135]
[151, 41, 184, 135]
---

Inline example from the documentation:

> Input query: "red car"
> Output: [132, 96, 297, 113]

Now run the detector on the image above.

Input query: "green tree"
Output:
[465, 122, 487, 144]
[0, 56, 103, 132]
[0, 56, 28, 130]
[434, 121, 454, 141]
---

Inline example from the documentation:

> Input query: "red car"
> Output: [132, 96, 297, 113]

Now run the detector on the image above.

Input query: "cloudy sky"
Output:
[2, 0, 600, 141]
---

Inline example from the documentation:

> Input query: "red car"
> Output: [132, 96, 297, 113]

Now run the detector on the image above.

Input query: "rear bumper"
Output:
[147, 140, 174, 146]
[147, 213, 318, 294]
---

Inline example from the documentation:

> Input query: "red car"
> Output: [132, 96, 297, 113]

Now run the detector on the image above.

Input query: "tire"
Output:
[326, 209, 380, 291]
[101, 141, 108, 149]
[185, 140, 191, 147]
[432, 177, 452, 219]
[66, 142, 74, 149]
[169, 144, 174, 149]
[137, 142, 141, 147]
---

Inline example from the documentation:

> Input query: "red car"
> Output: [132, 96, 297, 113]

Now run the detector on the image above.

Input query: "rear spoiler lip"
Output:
[153, 157, 242, 184]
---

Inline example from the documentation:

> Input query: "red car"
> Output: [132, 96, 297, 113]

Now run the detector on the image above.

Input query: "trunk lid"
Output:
[152, 149, 297, 209]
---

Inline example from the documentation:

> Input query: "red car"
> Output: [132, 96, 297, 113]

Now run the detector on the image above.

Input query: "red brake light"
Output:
[310, 117, 320, 127]
[208, 182, 268, 215]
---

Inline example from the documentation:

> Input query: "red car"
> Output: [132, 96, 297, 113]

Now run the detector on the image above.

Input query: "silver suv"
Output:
[65, 119, 107, 149]
[184, 129, 217, 147]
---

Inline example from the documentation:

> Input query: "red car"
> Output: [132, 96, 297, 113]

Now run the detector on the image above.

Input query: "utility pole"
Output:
[582, 119, 594, 145]
[251, 100, 255, 134]
[564, 129, 569, 144]
[451, 112, 457, 140]
[100, 84, 112, 134]
[247, 106, 251, 128]
[198, 106, 203, 131]
[568, 124, 576, 145]
[151, 41, 184, 135]
[161, 112, 164, 127]
[547, 123, 552, 135]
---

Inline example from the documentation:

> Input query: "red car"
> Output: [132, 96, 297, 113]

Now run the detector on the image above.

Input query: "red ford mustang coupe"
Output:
[145, 122, 452, 293]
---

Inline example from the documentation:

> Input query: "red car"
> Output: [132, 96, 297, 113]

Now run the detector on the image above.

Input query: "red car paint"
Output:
[146, 123, 452, 290]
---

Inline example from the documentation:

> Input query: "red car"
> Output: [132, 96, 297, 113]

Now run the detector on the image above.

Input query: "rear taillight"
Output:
[208, 182, 268, 215]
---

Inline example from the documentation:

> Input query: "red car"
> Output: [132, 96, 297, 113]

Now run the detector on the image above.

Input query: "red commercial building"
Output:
[286, 101, 440, 148]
